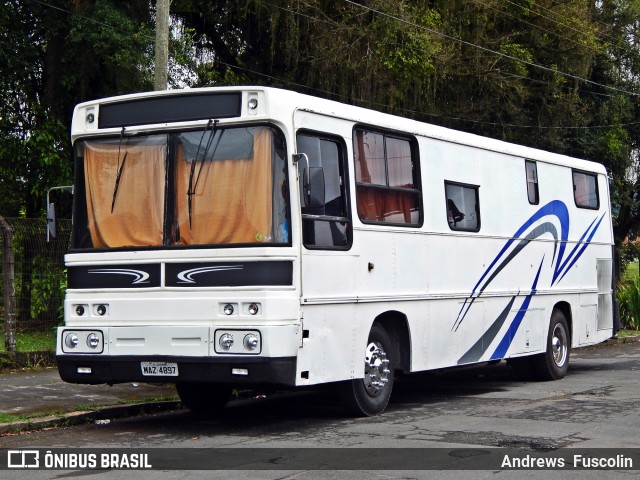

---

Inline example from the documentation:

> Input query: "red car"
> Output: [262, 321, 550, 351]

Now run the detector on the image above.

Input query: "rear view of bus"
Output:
[56, 89, 299, 412]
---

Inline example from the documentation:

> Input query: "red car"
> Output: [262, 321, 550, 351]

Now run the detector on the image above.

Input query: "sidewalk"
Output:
[0, 367, 180, 434]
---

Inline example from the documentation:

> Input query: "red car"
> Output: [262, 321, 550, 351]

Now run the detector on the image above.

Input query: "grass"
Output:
[0, 395, 180, 424]
[618, 329, 640, 337]
[0, 330, 56, 353]
[0, 411, 50, 424]
[623, 261, 640, 282]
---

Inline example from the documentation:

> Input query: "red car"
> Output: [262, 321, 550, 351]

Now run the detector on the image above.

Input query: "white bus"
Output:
[53, 86, 617, 416]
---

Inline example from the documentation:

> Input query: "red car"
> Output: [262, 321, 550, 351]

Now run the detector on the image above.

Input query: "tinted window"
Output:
[297, 133, 351, 249]
[525, 160, 539, 205]
[573, 170, 599, 209]
[353, 128, 421, 226]
[445, 182, 480, 232]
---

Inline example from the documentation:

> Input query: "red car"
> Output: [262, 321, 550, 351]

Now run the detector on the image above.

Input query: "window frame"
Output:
[70, 123, 292, 251]
[352, 125, 423, 228]
[572, 169, 600, 210]
[296, 129, 353, 251]
[444, 180, 481, 232]
[525, 160, 539, 205]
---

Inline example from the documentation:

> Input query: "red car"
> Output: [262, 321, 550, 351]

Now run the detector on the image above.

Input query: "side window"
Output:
[353, 128, 422, 226]
[296, 133, 351, 249]
[525, 160, 539, 205]
[445, 181, 480, 232]
[573, 170, 599, 209]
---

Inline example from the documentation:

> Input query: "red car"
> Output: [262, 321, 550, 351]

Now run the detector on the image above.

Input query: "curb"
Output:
[0, 400, 182, 435]
[610, 334, 640, 345]
[0, 351, 56, 372]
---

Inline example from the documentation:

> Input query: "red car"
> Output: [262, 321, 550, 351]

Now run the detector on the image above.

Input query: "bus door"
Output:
[294, 124, 356, 301]
[292, 114, 362, 383]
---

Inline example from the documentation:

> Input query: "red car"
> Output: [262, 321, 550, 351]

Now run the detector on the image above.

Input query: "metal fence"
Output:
[1, 216, 71, 352]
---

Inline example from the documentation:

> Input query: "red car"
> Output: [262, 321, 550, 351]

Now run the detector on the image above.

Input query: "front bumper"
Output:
[57, 354, 297, 386]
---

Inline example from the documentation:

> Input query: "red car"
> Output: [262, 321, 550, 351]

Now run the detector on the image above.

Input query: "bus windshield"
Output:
[72, 125, 289, 249]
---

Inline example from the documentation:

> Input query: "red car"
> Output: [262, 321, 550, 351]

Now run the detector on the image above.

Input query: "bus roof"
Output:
[72, 86, 608, 175]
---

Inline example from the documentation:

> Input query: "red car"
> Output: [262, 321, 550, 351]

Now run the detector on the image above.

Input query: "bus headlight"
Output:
[214, 329, 261, 354]
[61, 330, 104, 353]
[243, 334, 259, 351]
[86, 333, 101, 349]
[65, 333, 79, 349]
[219, 333, 234, 351]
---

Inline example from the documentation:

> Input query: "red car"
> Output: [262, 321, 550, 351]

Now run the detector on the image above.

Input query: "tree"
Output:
[3, 0, 640, 278]
[0, 0, 156, 324]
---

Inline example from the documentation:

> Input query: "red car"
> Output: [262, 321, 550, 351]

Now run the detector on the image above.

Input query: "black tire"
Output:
[532, 309, 570, 381]
[337, 323, 395, 416]
[176, 382, 232, 414]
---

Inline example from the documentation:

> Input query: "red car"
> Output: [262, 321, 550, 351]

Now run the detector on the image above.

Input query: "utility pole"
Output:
[154, 0, 170, 90]
[0, 215, 16, 353]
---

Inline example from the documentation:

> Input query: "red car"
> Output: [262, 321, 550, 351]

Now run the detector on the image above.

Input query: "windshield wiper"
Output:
[187, 119, 220, 228]
[111, 127, 128, 213]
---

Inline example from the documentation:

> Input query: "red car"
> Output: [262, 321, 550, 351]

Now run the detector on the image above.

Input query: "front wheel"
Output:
[176, 382, 232, 414]
[532, 309, 570, 381]
[337, 323, 395, 416]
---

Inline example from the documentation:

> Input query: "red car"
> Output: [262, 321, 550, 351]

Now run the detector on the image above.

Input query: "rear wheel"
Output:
[532, 309, 570, 380]
[176, 382, 232, 414]
[337, 323, 395, 416]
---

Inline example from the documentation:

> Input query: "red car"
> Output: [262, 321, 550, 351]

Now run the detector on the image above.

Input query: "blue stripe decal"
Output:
[457, 296, 516, 365]
[552, 211, 606, 285]
[454, 200, 606, 363]
[453, 200, 569, 331]
[490, 257, 543, 360]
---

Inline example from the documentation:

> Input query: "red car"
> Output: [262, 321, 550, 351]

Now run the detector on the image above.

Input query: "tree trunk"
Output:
[154, 0, 170, 91]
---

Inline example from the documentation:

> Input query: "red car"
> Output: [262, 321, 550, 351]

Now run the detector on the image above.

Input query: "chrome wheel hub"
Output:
[551, 324, 568, 367]
[363, 341, 391, 397]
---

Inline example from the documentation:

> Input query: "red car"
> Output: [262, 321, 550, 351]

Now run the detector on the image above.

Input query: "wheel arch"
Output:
[372, 310, 411, 374]
[553, 301, 573, 344]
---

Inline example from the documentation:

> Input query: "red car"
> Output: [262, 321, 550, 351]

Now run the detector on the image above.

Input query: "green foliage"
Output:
[28, 260, 67, 324]
[1, 0, 640, 270]
[375, 3, 441, 81]
[617, 276, 640, 330]
[0, 1, 156, 218]
[0, 331, 56, 353]
[65, 0, 155, 97]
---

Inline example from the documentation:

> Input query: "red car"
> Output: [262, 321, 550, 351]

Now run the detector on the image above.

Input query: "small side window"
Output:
[572, 170, 599, 209]
[525, 160, 539, 205]
[445, 181, 480, 232]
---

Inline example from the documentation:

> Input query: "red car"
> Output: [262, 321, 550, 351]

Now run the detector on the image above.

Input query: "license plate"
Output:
[141, 362, 178, 377]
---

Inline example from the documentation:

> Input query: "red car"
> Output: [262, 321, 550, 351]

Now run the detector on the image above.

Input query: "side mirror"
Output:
[46, 186, 73, 242]
[46, 202, 57, 241]
[294, 153, 326, 209]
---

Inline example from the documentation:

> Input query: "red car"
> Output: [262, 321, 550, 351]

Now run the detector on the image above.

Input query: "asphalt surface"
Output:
[1, 335, 638, 435]
[1, 337, 640, 479]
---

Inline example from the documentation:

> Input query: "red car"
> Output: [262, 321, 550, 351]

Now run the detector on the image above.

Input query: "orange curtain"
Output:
[84, 142, 165, 248]
[176, 128, 273, 245]
[357, 187, 417, 223]
[386, 137, 413, 188]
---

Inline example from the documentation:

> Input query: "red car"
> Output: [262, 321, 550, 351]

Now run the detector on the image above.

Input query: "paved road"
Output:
[2, 340, 639, 479]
